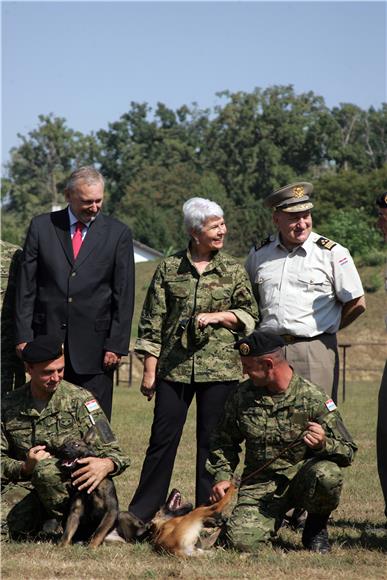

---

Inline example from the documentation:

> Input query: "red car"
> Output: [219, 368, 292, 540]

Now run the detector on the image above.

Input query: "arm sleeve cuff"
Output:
[229, 309, 256, 335]
[134, 338, 161, 358]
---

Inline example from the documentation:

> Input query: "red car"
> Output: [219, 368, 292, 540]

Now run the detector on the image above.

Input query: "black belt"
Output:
[281, 333, 331, 345]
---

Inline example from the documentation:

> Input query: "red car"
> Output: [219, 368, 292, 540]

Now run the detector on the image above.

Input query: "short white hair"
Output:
[182, 197, 224, 233]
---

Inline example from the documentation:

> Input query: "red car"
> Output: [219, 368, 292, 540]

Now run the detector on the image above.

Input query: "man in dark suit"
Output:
[15, 166, 135, 420]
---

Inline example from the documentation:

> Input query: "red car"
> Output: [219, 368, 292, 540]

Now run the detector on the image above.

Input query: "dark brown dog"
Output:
[150, 482, 237, 556]
[56, 429, 118, 548]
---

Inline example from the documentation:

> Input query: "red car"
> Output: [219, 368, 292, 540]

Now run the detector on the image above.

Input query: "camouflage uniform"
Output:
[129, 248, 258, 522]
[1, 380, 129, 539]
[0, 240, 25, 393]
[207, 373, 357, 552]
[135, 248, 258, 381]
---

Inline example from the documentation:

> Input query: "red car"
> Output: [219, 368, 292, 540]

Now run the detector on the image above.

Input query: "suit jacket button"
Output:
[68, 297, 73, 303]
[71, 272, 77, 277]
[61, 323, 67, 329]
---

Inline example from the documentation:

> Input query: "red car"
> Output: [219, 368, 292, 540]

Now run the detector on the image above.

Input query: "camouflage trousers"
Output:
[226, 458, 343, 552]
[7, 459, 70, 540]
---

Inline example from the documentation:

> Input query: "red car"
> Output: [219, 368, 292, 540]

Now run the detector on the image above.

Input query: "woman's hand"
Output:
[140, 374, 157, 401]
[196, 311, 239, 330]
[140, 354, 158, 401]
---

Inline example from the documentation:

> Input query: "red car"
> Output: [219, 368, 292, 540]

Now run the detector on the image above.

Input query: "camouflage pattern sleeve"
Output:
[1, 241, 26, 392]
[228, 264, 258, 335]
[1, 422, 25, 482]
[312, 399, 358, 467]
[74, 393, 130, 476]
[206, 386, 244, 483]
[135, 263, 166, 358]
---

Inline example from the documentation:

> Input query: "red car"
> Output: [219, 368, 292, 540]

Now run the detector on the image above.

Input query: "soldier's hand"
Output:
[303, 421, 326, 450]
[210, 480, 231, 503]
[22, 445, 52, 476]
[71, 457, 115, 494]
[16, 342, 27, 359]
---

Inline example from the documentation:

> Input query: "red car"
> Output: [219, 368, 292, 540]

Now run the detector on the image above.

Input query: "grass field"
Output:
[2, 260, 386, 578]
[2, 378, 386, 579]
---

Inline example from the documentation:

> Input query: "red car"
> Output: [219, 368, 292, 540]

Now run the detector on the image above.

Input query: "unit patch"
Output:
[85, 399, 100, 413]
[325, 399, 337, 412]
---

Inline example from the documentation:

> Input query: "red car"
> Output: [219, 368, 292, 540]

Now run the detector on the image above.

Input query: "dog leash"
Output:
[240, 433, 306, 486]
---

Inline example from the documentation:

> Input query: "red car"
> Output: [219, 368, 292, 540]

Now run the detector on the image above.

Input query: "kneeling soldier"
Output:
[1, 335, 129, 540]
[207, 331, 357, 553]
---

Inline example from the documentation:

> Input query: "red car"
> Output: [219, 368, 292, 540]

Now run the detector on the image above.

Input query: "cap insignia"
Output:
[239, 343, 250, 356]
[292, 186, 304, 198]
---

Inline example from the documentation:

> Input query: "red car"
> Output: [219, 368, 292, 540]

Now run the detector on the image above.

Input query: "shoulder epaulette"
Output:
[316, 237, 337, 251]
[254, 235, 271, 251]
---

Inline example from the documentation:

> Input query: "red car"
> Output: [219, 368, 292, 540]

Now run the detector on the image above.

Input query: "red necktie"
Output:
[72, 221, 84, 259]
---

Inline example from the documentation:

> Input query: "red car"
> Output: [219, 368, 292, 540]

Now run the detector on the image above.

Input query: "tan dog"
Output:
[150, 482, 237, 557]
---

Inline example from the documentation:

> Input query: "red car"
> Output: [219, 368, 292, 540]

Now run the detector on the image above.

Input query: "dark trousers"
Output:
[63, 341, 114, 420]
[377, 360, 387, 518]
[129, 378, 237, 523]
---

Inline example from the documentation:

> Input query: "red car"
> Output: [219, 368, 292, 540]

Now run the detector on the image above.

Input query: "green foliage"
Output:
[321, 208, 382, 258]
[362, 271, 383, 293]
[2, 87, 386, 256]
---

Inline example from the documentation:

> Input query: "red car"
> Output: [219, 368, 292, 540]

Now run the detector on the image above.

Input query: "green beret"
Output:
[264, 181, 314, 213]
[22, 335, 64, 363]
[234, 331, 285, 357]
[376, 193, 387, 209]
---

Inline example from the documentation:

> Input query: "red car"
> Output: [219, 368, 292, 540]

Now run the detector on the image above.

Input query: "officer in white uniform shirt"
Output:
[246, 182, 366, 402]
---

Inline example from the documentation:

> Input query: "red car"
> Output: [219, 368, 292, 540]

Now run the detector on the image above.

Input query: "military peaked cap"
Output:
[376, 193, 387, 208]
[264, 181, 314, 213]
[234, 331, 285, 357]
[22, 335, 64, 363]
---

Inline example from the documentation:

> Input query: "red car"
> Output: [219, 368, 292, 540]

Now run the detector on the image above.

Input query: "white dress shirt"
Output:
[246, 231, 364, 337]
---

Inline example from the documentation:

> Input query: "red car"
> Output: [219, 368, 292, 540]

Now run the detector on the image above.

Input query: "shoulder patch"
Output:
[85, 399, 100, 413]
[254, 235, 271, 251]
[316, 237, 337, 251]
[325, 398, 337, 412]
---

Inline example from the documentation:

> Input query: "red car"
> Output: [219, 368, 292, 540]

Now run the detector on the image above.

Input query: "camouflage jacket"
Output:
[207, 373, 357, 485]
[1, 240, 25, 392]
[135, 249, 258, 383]
[1, 380, 130, 483]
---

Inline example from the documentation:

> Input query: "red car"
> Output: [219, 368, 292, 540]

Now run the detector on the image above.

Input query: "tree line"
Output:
[2, 85, 386, 259]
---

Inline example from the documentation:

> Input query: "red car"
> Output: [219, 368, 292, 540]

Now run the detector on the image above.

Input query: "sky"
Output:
[2, 1, 386, 166]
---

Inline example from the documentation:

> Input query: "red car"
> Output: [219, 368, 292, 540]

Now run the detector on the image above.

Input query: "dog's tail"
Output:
[192, 476, 239, 520]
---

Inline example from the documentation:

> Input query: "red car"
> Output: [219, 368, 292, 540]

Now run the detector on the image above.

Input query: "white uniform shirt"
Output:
[246, 231, 364, 337]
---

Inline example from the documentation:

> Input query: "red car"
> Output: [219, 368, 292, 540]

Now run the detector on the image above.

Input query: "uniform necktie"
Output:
[72, 221, 84, 259]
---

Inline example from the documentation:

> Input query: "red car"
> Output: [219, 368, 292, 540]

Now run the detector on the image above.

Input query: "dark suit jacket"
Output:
[15, 208, 135, 374]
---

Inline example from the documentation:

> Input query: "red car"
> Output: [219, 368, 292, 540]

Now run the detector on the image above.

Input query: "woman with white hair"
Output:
[127, 197, 258, 530]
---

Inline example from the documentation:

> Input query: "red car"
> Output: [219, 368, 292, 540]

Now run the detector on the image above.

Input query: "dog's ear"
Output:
[83, 427, 98, 446]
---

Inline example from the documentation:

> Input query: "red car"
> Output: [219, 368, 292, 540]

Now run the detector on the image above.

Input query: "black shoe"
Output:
[302, 513, 331, 554]
[117, 511, 147, 542]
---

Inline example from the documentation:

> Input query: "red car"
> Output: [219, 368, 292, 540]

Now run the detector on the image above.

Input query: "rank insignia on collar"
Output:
[316, 237, 337, 250]
[292, 185, 304, 198]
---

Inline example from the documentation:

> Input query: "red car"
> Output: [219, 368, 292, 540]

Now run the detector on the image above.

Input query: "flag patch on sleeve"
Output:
[325, 399, 337, 412]
[85, 399, 100, 412]
[339, 257, 348, 266]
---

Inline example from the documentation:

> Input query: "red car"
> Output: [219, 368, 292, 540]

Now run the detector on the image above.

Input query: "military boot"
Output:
[302, 513, 331, 553]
